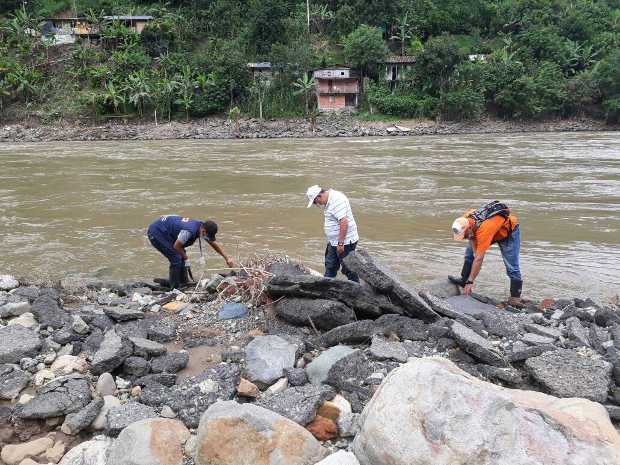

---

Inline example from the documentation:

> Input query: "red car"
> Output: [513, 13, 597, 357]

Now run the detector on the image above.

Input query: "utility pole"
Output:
[306, 0, 310, 34]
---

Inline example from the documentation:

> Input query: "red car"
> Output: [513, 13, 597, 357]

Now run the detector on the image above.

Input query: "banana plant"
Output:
[293, 74, 316, 116]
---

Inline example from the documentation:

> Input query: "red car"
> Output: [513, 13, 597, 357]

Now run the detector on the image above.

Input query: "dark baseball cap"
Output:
[202, 220, 218, 241]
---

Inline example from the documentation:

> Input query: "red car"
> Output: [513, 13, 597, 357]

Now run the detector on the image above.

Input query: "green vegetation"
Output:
[0, 0, 619, 124]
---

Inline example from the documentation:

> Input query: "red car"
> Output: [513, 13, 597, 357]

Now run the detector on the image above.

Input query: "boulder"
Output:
[90, 328, 133, 375]
[306, 415, 337, 441]
[342, 250, 439, 321]
[150, 351, 189, 374]
[61, 398, 104, 434]
[0, 301, 31, 318]
[106, 402, 158, 436]
[266, 274, 400, 319]
[15, 374, 91, 419]
[417, 279, 461, 299]
[445, 295, 498, 318]
[140, 364, 240, 428]
[374, 314, 429, 341]
[96, 372, 117, 396]
[525, 348, 612, 402]
[0, 436, 53, 465]
[245, 336, 297, 387]
[104, 306, 145, 321]
[306, 346, 357, 385]
[147, 320, 177, 343]
[482, 311, 527, 338]
[353, 357, 620, 465]
[237, 378, 260, 398]
[314, 450, 360, 465]
[195, 400, 327, 465]
[566, 317, 591, 347]
[107, 418, 190, 465]
[50, 355, 89, 375]
[7, 312, 38, 329]
[91, 395, 121, 430]
[130, 337, 167, 358]
[275, 298, 356, 330]
[0, 364, 30, 400]
[31, 294, 69, 329]
[284, 367, 308, 386]
[369, 335, 408, 363]
[58, 436, 112, 465]
[11, 286, 40, 302]
[451, 321, 507, 367]
[123, 356, 150, 377]
[258, 384, 335, 425]
[319, 320, 377, 347]
[595, 307, 620, 327]
[0, 325, 41, 363]
[0, 275, 19, 291]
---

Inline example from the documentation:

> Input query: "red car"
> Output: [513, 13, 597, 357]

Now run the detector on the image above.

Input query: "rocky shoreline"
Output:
[1, 114, 618, 143]
[1, 250, 619, 465]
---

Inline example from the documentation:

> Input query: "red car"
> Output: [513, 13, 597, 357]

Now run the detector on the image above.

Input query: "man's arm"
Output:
[208, 241, 235, 268]
[336, 217, 348, 256]
[173, 240, 188, 261]
[463, 252, 485, 295]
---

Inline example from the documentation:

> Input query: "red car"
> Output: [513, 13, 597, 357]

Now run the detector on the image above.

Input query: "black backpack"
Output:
[467, 201, 511, 229]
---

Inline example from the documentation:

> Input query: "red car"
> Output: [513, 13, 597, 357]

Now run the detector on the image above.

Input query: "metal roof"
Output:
[384, 55, 416, 64]
[103, 16, 154, 21]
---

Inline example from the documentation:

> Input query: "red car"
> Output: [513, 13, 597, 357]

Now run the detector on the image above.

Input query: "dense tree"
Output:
[343, 25, 386, 79]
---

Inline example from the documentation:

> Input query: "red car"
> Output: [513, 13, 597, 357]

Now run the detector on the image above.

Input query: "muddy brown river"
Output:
[1, 132, 619, 300]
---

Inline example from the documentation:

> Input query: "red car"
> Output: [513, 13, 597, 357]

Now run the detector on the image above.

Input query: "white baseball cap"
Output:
[305, 185, 322, 208]
[451, 217, 470, 240]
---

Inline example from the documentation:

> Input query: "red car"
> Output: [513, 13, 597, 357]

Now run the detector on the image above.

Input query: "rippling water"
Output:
[1, 132, 619, 300]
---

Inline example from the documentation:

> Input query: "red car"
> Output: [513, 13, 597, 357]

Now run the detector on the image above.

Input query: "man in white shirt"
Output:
[306, 185, 359, 282]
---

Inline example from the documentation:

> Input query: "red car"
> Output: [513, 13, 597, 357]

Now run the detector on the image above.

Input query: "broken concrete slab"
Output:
[445, 295, 499, 319]
[451, 321, 507, 367]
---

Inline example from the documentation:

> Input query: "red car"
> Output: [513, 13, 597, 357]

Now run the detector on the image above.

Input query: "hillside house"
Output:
[384, 55, 416, 83]
[313, 67, 360, 111]
[247, 62, 273, 80]
[103, 16, 153, 34]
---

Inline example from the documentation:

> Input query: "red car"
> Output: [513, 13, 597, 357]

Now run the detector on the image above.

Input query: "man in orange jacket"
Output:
[449, 203, 522, 306]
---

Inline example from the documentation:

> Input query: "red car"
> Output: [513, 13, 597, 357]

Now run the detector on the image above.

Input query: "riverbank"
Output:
[1, 114, 618, 143]
[1, 250, 619, 465]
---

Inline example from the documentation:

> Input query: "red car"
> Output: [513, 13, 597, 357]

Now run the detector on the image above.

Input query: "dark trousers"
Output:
[324, 242, 359, 282]
[147, 227, 183, 266]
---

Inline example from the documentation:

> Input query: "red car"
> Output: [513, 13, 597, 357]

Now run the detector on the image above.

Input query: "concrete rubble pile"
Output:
[0, 254, 619, 465]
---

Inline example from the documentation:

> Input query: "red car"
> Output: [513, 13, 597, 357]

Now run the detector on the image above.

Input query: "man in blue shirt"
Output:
[147, 215, 234, 289]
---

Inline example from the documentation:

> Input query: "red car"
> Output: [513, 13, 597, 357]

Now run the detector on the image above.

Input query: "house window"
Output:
[341, 71, 345, 75]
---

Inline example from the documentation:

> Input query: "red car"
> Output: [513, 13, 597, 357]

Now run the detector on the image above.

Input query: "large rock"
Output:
[266, 274, 400, 319]
[107, 418, 190, 465]
[482, 311, 527, 338]
[58, 435, 112, 465]
[451, 321, 507, 367]
[1, 436, 53, 465]
[61, 398, 104, 434]
[0, 325, 41, 363]
[525, 348, 612, 402]
[258, 384, 335, 425]
[0, 364, 31, 400]
[106, 402, 158, 436]
[150, 351, 189, 374]
[0, 275, 19, 291]
[0, 301, 31, 318]
[417, 279, 461, 299]
[104, 306, 145, 322]
[342, 250, 439, 321]
[319, 321, 378, 347]
[195, 400, 327, 465]
[275, 298, 356, 330]
[130, 337, 167, 358]
[315, 451, 360, 465]
[445, 295, 498, 318]
[369, 335, 408, 363]
[140, 363, 240, 428]
[245, 336, 297, 387]
[90, 328, 133, 375]
[353, 357, 620, 465]
[15, 374, 91, 419]
[306, 346, 357, 385]
[31, 294, 69, 329]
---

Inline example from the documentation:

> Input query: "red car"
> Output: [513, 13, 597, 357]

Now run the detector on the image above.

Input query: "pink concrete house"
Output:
[313, 67, 360, 111]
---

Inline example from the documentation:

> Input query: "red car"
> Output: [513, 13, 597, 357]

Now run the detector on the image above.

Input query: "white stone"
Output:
[71, 315, 89, 335]
[315, 451, 360, 465]
[0, 275, 19, 291]
[331, 394, 352, 416]
[160, 406, 177, 419]
[50, 355, 88, 375]
[34, 369, 55, 386]
[115, 376, 130, 389]
[58, 436, 112, 465]
[353, 357, 620, 465]
[91, 395, 121, 430]
[265, 377, 288, 396]
[7, 312, 38, 329]
[96, 372, 116, 396]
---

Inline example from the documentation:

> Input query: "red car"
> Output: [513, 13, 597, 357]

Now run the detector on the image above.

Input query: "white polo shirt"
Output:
[323, 189, 359, 246]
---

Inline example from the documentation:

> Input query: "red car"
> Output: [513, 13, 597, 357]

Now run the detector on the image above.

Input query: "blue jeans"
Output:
[325, 242, 359, 282]
[147, 225, 184, 266]
[464, 225, 521, 281]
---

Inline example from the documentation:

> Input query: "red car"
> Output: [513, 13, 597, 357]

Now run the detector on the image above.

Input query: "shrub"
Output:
[602, 98, 620, 123]
[438, 87, 484, 120]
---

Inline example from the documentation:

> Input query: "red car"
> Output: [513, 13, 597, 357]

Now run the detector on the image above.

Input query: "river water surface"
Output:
[1, 132, 619, 300]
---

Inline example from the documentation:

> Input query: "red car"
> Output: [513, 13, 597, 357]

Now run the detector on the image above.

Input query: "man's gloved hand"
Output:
[184, 261, 191, 268]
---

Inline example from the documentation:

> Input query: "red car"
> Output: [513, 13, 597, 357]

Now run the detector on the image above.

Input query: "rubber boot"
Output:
[168, 264, 183, 290]
[180, 265, 190, 286]
[510, 279, 523, 298]
[448, 260, 473, 287]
